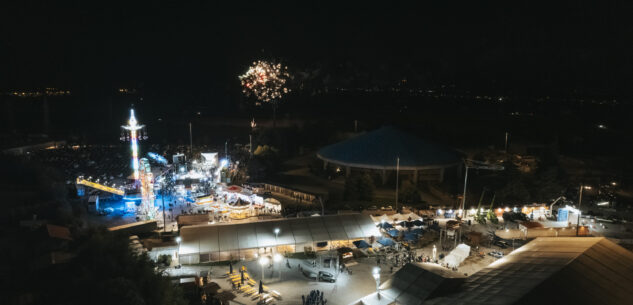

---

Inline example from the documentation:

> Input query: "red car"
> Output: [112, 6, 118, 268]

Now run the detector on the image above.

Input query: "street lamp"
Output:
[274, 228, 280, 239]
[274, 253, 283, 280]
[176, 236, 181, 264]
[259, 256, 269, 281]
[372, 266, 381, 299]
[577, 185, 591, 236]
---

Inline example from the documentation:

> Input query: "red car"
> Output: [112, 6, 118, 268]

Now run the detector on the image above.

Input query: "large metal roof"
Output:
[317, 126, 461, 170]
[179, 214, 381, 255]
[378, 237, 633, 305]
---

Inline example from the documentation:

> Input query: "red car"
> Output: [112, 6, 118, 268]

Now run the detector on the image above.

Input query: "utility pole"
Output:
[395, 157, 400, 212]
[460, 160, 504, 216]
[189, 122, 193, 155]
[162, 188, 166, 232]
[225, 141, 228, 161]
[504, 132, 509, 154]
[577, 184, 587, 236]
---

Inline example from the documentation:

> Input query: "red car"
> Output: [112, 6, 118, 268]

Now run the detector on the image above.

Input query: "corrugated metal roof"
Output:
[420, 237, 633, 305]
[179, 214, 381, 255]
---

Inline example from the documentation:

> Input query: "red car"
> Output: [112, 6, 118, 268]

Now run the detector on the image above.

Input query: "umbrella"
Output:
[412, 220, 424, 226]
[352, 240, 370, 249]
[403, 232, 417, 241]
[229, 262, 233, 274]
[411, 228, 423, 235]
[387, 229, 400, 237]
[259, 280, 264, 294]
[378, 222, 393, 229]
[377, 237, 395, 247]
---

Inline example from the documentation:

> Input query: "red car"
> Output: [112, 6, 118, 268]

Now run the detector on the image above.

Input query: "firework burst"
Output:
[239, 60, 290, 103]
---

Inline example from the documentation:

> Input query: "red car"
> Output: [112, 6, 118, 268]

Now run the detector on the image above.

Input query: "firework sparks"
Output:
[239, 60, 290, 103]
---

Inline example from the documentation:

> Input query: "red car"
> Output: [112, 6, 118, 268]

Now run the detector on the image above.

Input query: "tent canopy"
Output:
[353, 240, 371, 249]
[378, 237, 396, 247]
[179, 214, 381, 255]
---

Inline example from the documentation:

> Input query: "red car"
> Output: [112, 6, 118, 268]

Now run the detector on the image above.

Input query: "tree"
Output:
[248, 145, 281, 179]
[44, 230, 186, 305]
[344, 173, 375, 201]
[157, 254, 172, 268]
[399, 180, 421, 204]
[498, 179, 531, 204]
[533, 166, 566, 202]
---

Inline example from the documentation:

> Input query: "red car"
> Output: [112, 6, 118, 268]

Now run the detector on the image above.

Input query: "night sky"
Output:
[2, 1, 633, 98]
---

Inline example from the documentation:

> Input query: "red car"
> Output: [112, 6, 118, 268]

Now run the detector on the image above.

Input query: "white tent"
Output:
[401, 212, 422, 221]
[443, 243, 470, 268]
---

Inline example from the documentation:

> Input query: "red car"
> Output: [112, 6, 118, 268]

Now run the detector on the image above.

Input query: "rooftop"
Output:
[317, 126, 461, 170]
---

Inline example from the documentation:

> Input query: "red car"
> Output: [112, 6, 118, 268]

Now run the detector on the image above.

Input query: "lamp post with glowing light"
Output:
[176, 236, 181, 264]
[274, 253, 283, 280]
[372, 266, 381, 299]
[259, 256, 269, 282]
[577, 185, 591, 236]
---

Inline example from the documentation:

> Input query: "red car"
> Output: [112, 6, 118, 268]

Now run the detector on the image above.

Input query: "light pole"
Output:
[372, 266, 381, 299]
[259, 256, 269, 282]
[460, 160, 504, 216]
[189, 122, 193, 156]
[176, 236, 181, 265]
[395, 157, 400, 212]
[273, 228, 280, 279]
[162, 187, 166, 232]
[577, 185, 591, 236]
[274, 253, 283, 280]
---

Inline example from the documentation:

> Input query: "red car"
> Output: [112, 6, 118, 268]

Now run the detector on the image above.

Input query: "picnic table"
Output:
[269, 290, 282, 300]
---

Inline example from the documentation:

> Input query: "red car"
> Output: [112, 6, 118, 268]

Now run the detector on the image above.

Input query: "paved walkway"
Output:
[166, 257, 394, 305]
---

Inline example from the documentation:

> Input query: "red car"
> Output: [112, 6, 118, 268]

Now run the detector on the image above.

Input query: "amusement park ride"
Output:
[120, 109, 157, 220]
[121, 108, 147, 181]
[74, 108, 159, 220]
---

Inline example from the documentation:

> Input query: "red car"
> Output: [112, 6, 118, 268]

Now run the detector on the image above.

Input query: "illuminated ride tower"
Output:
[138, 158, 157, 219]
[121, 109, 147, 181]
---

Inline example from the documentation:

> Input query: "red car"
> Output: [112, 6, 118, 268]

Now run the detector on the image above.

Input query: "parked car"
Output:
[318, 271, 336, 283]
[488, 251, 504, 258]
[493, 240, 509, 249]
[302, 268, 317, 280]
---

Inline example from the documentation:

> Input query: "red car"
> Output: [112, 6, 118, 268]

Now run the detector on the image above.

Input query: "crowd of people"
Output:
[302, 289, 327, 305]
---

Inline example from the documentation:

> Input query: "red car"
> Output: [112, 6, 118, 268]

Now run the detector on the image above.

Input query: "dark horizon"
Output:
[2, 1, 633, 99]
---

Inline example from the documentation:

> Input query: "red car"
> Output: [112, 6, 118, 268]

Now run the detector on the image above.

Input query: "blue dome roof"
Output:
[317, 126, 461, 169]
